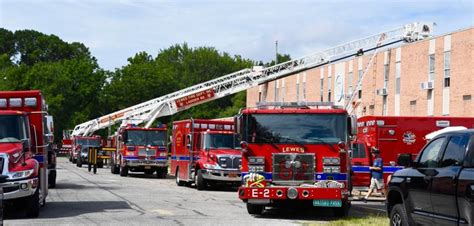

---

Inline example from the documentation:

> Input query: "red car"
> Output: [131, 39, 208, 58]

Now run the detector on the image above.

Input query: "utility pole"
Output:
[275, 40, 279, 64]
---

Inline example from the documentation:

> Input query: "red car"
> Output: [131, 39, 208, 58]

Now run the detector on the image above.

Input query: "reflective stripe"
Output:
[352, 166, 403, 173]
[33, 155, 44, 163]
[241, 172, 348, 181]
[171, 156, 200, 161]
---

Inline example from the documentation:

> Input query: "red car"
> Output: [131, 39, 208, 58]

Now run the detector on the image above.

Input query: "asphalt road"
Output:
[3, 158, 386, 225]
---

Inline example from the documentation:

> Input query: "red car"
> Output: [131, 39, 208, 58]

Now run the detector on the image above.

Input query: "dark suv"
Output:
[386, 129, 474, 226]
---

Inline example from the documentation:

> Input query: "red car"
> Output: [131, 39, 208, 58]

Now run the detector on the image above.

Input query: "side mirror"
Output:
[397, 153, 413, 167]
[234, 115, 241, 134]
[46, 133, 54, 143]
[21, 139, 30, 152]
[348, 115, 357, 138]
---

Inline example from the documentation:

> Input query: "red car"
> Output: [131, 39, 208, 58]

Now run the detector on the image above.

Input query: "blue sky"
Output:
[1, 0, 472, 70]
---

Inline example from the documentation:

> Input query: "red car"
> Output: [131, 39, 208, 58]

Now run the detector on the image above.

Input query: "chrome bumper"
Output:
[201, 169, 242, 182]
[0, 177, 38, 200]
[125, 159, 168, 167]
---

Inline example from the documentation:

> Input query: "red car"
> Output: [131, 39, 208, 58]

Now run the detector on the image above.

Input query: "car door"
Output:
[457, 134, 474, 226]
[431, 133, 470, 225]
[407, 136, 447, 224]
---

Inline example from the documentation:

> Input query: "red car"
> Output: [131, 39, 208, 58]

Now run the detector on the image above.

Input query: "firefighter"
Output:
[363, 147, 384, 202]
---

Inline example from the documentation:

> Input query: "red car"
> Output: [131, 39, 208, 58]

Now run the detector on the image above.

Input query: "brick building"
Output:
[247, 27, 473, 117]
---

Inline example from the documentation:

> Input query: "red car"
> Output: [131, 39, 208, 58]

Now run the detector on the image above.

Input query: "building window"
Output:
[444, 51, 451, 88]
[358, 90, 362, 99]
[258, 91, 262, 102]
[382, 96, 387, 115]
[302, 75, 307, 101]
[328, 90, 332, 102]
[320, 78, 324, 102]
[281, 79, 285, 102]
[383, 64, 389, 88]
[358, 69, 363, 98]
[395, 62, 401, 95]
[348, 71, 353, 95]
[429, 54, 435, 81]
[274, 80, 279, 102]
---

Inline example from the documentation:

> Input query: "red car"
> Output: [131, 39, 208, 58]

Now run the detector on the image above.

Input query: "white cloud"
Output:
[1, 0, 472, 70]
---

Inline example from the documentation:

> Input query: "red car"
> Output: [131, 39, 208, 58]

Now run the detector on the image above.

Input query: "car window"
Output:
[352, 143, 367, 158]
[440, 134, 469, 167]
[418, 137, 446, 168]
[465, 135, 474, 167]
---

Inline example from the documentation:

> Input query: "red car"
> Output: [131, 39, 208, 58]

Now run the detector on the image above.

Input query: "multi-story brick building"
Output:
[247, 27, 473, 117]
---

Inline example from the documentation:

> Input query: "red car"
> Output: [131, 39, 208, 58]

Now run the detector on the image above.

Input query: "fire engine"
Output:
[351, 116, 474, 189]
[109, 125, 168, 177]
[69, 135, 101, 165]
[236, 102, 357, 216]
[171, 119, 241, 190]
[0, 90, 52, 217]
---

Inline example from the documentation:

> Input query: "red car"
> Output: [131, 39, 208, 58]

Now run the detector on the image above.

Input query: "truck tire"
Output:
[120, 166, 128, 177]
[333, 201, 350, 217]
[68, 155, 72, 162]
[175, 168, 185, 186]
[157, 168, 167, 178]
[195, 170, 207, 191]
[25, 188, 40, 218]
[48, 170, 57, 188]
[246, 203, 264, 215]
[111, 164, 120, 174]
[72, 158, 77, 164]
[390, 204, 412, 226]
[76, 157, 82, 167]
[97, 161, 104, 168]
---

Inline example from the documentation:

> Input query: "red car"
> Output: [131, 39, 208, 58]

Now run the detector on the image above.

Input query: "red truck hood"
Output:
[0, 142, 23, 155]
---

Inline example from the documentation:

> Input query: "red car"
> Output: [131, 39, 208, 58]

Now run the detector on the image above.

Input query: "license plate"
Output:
[313, 200, 342, 207]
[144, 166, 151, 169]
[228, 173, 237, 178]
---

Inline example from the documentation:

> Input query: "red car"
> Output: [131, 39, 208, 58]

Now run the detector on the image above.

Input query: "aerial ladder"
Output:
[72, 22, 433, 136]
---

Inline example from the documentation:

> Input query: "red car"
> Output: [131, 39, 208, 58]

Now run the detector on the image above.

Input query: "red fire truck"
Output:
[0, 90, 52, 217]
[61, 130, 73, 156]
[237, 102, 357, 216]
[69, 135, 101, 165]
[109, 125, 168, 177]
[171, 119, 242, 190]
[351, 116, 474, 189]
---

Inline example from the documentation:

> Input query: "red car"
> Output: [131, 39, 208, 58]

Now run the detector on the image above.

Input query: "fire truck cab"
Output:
[70, 135, 101, 166]
[351, 116, 474, 189]
[0, 90, 52, 217]
[110, 125, 168, 177]
[171, 119, 242, 190]
[237, 102, 357, 216]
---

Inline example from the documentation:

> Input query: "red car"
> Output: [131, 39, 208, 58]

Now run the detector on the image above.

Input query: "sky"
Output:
[1, 0, 473, 70]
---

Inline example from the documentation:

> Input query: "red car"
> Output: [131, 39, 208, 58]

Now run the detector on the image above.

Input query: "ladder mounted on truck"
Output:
[72, 22, 434, 136]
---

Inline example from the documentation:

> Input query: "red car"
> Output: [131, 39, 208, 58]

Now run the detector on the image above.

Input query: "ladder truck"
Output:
[71, 22, 433, 193]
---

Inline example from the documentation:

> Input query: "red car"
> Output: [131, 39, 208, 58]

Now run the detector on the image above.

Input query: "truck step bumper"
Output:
[0, 177, 38, 200]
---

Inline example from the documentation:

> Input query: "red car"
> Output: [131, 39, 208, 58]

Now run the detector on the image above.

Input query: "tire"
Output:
[246, 203, 264, 215]
[195, 170, 207, 191]
[157, 167, 167, 179]
[111, 164, 120, 174]
[175, 168, 185, 186]
[76, 157, 82, 167]
[72, 158, 77, 164]
[25, 188, 40, 218]
[68, 155, 72, 162]
[48, 170, 57, 188]
[120, 166, 128, 177]
[97, 161, 104, 168]
[390, 204, 412, 226]
[333, 201, 350, 217]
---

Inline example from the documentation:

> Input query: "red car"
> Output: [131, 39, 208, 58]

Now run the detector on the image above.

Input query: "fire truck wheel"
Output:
[48, 170, 57, 188]
[25, 188, 40, 218]
[175, 168, 186, 186]
[157, 168, 167, 178]
[246, 203, 264, 215]
[195, 170, 207, 191]
[333, 201, 350, 217]
[97, 161, 104, 168]
[68, 155, 72, 162]
[76, 158, 82, 167]
[111, 165, 120, 174]
[120, 166, 128, 177]
[72, 158, 77, 164]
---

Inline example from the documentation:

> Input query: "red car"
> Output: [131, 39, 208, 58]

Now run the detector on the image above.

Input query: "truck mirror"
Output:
[397, 153, 413, 167]
[348, 115, 357, 137]
[234, 115, 241, 134]
[46, 133, 54, 143]
[21, 139, 30, 152]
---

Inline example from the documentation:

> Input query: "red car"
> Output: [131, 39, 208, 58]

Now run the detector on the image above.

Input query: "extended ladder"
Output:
[72, 22, 433, 136]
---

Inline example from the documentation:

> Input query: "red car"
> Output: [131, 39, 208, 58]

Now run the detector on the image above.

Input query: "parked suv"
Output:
[386, 129, 474, 226]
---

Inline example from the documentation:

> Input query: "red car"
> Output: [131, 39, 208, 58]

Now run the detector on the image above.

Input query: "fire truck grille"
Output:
[217, 155, 242, 169]
[138, 149, 156, 156]
[272, 153, 315, 182]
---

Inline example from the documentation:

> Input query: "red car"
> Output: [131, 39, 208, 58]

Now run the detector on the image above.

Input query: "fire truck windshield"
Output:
[76, 139, 101, 146]
[203, 134, 239, 149]
[0, 115, 28, 143]
[244, 114, 346, 144]
[125, 130, 166, 146]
